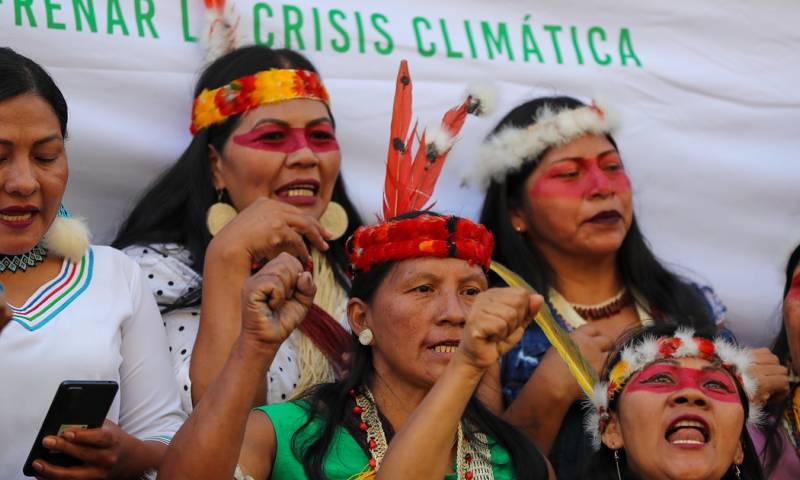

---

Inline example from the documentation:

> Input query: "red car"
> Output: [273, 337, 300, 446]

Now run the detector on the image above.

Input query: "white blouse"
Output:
[0, 246, 186, 479]
[125, 243, 348, 411]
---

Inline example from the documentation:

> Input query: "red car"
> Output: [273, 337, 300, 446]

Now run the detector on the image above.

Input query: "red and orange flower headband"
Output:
[190, 68, 330, 134]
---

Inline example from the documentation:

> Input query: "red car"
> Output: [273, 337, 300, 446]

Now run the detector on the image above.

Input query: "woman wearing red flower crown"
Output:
[156, 60, 553, 480]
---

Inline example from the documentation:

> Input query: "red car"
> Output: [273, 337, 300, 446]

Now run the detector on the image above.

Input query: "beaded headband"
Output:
[348, 215, 494, 273]
[585, 327, 762, 450]
[190, 68, 330, 134]
[463, 99, 620, 188]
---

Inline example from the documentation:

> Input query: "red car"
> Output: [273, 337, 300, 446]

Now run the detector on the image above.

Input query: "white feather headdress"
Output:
[584, 327, 762, 450]
[463, 99, 620, 189]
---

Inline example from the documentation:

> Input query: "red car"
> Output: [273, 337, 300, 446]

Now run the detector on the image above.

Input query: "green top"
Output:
[257, 401, 515, 480]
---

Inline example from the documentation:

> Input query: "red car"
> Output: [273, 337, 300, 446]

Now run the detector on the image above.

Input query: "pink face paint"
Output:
[529, 152, 631, 200]
[232, 123, 339, 153]
[624, 364, 741, 404]
[787, 271, 800, 302]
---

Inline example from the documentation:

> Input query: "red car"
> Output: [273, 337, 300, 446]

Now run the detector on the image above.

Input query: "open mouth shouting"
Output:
[665, 415, 709, 448]
[274, 179, 320, 206]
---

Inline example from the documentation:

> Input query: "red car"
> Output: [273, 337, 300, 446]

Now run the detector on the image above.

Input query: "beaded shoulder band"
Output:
[464, 100, 619, 188]
[348, 215, 494, 273]
[585, 326, 762, 450]
[190, 68, 330, 134]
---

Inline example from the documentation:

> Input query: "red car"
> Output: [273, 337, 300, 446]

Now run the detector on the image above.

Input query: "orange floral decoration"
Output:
[190, 68, 330, 134]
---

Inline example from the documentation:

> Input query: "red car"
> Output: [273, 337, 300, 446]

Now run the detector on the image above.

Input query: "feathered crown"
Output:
[348, 61, 496, 273]
[584, 327, 762, 450]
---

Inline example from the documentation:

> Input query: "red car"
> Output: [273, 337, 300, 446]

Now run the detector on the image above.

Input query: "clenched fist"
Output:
[240, 252, 317, 348]
[458, 287, 542, 371]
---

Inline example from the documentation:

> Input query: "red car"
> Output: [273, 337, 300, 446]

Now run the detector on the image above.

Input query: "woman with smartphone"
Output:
[0, 48, 185, 479]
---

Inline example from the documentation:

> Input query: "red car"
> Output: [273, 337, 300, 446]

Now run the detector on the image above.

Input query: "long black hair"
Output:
[112, 45, 363, 308]
[292, 212, 549, 479]
[582, 324, 764, 480]
[757, 243, 800, 475]
[0, 47, 68, 137]
[480, 96, 716, 329]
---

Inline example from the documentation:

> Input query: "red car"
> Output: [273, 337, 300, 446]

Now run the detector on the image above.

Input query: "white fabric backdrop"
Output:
[1, 0, 798, 346]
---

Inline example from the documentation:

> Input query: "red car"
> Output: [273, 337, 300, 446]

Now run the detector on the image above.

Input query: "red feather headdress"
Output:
[349, 60, 496, 273]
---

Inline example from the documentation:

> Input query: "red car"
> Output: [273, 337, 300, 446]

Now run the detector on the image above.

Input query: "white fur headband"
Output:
[463, 100, 620, 189]
[584, 326, 763, 450]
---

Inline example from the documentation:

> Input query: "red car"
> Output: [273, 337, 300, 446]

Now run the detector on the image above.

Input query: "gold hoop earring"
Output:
[206, 189, 237, 236]
[320, 201, 348, 240]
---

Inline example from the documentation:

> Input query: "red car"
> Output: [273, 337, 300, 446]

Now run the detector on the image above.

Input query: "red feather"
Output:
[204, 0, 225, 9]
[407, 97, 472, 210]
[383, 61, 413, 219]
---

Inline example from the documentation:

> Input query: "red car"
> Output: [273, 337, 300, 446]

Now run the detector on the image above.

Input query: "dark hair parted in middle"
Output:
[479, 96, 716, 329]
[112, 45, 363, 310]
[293, 211, 549, 478]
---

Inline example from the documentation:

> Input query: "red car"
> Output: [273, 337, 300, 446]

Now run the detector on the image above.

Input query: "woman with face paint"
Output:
[583, 324, 765, 480]
[0, 48, 185, 479]
[465, 96, 787, 479]
[113, 46, 363, 413]
[749, 244, 800, 478]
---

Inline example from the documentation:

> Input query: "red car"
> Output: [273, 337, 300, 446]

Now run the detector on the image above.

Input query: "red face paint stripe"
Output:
[787, 271, 800, 302]
[625, 364, 741, 404]
[232, 124, 339, 153]
[529, 155, 630, 200]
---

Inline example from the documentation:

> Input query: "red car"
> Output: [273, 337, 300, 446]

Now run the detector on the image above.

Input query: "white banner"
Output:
[1, 0, 799, 346]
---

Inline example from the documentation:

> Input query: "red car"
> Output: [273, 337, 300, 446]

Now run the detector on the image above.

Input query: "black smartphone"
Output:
[22, 380, 119, 477]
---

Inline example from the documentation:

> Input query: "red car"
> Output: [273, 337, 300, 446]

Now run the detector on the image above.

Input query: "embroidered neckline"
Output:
[9, 248, 94, 331]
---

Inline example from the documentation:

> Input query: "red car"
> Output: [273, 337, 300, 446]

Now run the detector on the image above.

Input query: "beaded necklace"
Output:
[0, 243, 47, 273]
[350, 387, 494, 479]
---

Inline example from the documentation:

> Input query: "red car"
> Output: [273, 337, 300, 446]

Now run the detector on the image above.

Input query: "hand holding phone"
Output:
[23, 381, 119, 477]
[30, 419, 136, 479]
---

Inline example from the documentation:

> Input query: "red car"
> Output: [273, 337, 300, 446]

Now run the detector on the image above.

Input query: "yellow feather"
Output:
[490, 261, 597, 396]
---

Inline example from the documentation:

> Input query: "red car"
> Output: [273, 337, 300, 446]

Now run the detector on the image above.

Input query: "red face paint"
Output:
[625, 363, 741, 404]
[232, 122, 339, 153]
[529, 152, 631, 200]
[786, 271, 800, 303]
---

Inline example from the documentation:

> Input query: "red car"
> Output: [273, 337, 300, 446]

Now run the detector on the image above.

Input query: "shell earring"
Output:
[358, 328, 374, 346]
[206, 189, 237, 236]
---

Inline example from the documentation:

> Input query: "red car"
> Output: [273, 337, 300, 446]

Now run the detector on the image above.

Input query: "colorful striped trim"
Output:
[11, 248, 94, 331]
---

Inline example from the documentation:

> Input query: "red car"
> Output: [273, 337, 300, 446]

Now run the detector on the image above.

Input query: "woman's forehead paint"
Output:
[232, 124, 339, 153]
[529, 155, 630, 200]
[625, 363, 741, 404]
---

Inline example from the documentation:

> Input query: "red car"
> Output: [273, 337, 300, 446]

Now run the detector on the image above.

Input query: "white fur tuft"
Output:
[465, 81, 499, 116]
[425, 124, 455, 156]
[201, 6, 242, 63]
[584, 382, 610, 450]
[464, 100, 620, 188]
[44, 216, 90, 263]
